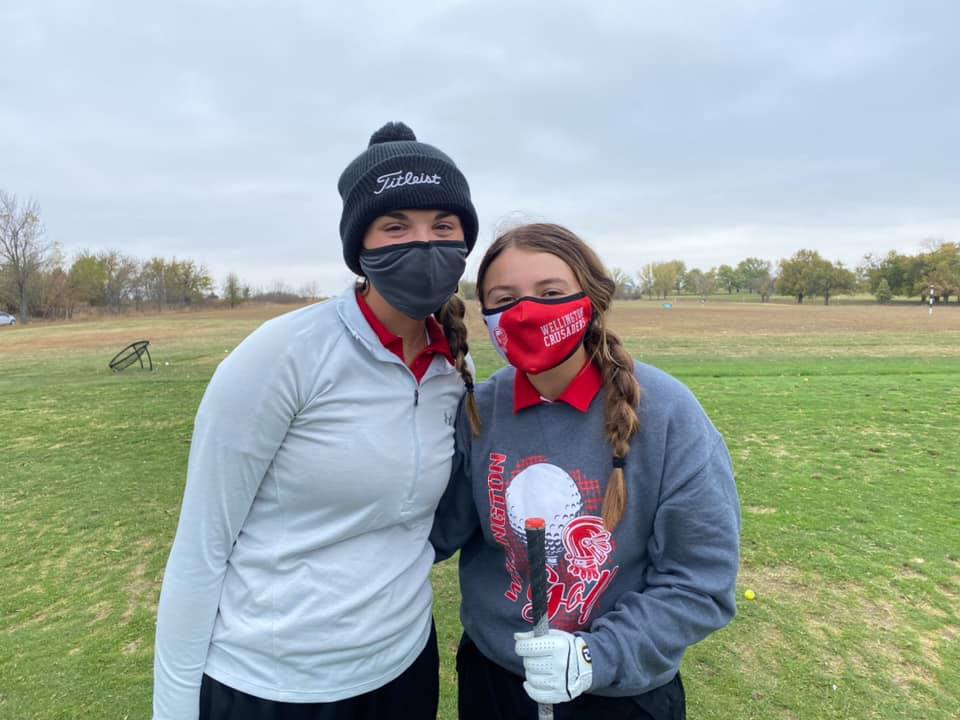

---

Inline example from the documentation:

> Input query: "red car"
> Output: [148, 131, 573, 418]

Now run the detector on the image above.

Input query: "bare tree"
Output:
[298, 280, 321, 301]
[31, 246, 71, 319]
[637, 264, 656, 298]
[140, 257, 168, 311]
[98, 250, 140, 311]
[610, 267, 637, 299]
[0, 190, 52, 324]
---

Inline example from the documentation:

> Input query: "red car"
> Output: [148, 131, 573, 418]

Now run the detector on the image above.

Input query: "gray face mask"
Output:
[359, 240, 468, 320]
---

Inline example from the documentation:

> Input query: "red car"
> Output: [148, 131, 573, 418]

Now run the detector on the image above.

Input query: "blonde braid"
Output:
[436, 294, 481, 435]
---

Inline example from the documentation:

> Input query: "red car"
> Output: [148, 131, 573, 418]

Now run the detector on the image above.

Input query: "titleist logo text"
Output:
[373, 171, 442, 195]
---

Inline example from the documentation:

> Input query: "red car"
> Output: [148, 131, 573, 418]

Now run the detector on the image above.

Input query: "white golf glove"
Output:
[514, 628, 593, 704]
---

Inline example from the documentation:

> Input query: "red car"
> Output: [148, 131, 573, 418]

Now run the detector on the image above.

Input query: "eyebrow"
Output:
[535, 278, 570, 288]
[486, 278, 571, 296]
[383, 211, 455, 220]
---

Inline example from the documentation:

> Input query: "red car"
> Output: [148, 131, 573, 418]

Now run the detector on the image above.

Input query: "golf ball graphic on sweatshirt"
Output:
[506, 463, 583, 563]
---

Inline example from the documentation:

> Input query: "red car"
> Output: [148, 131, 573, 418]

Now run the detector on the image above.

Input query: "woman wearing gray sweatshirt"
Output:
[432, 223, 741, 720]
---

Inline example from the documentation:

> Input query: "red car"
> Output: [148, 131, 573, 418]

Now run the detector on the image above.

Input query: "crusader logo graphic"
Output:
[494, 325, 508, 352]
[563, 516, 613, 582]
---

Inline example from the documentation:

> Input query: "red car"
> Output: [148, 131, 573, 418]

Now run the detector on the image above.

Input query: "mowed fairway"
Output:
[1, 300, 958, 719]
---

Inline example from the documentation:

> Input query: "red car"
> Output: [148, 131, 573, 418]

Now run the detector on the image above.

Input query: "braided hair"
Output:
[436, 293, 481, 435]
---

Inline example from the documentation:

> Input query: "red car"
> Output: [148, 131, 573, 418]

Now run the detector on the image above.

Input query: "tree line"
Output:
[462, 245, 958, 306]
[0, 190, 326, 323]
[608, 242, 959, 306]
[4, 189, 958, 322]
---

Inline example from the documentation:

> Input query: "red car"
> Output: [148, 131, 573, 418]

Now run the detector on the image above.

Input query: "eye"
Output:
[541, 288, 565, 298]
[383, 223, 406, 233]
[489, 294, 515, 307]
[434, 221, 455, 232]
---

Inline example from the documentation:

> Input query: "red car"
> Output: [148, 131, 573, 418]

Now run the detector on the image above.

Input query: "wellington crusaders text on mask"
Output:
[483, 293, 593, 374]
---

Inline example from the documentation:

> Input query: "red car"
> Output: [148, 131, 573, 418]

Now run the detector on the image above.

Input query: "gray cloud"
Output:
[2, 0, 957, 293]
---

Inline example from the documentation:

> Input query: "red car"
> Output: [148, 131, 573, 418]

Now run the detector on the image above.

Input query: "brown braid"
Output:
[436, 293, 481, 435]
[585, 317, 642, 530]
[477, 224, 643, 530]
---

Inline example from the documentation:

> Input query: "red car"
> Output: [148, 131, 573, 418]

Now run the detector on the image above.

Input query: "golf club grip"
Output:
[525, 518, 554, 720]
[525, 521, 548, 635]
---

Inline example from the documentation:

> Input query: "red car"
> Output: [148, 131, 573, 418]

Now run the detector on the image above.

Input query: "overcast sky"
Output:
[2, 0, 958, 295]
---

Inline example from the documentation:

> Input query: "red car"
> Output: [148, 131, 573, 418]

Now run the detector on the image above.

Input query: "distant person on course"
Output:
[153, 121, 478, 720]
[431, 223, 741, 720]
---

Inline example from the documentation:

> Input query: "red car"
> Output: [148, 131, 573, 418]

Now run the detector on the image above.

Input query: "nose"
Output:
[410, 222, 434, 243]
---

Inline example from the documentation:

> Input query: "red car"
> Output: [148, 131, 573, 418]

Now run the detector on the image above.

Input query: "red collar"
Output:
[356, 290, 455, 367]
[514, 359, 603, 414]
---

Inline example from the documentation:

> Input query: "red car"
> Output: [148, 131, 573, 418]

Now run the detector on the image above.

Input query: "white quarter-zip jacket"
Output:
[153, 288, 464, 719]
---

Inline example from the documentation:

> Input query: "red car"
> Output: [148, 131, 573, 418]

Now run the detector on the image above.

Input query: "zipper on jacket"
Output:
[405, 381, 421, 518]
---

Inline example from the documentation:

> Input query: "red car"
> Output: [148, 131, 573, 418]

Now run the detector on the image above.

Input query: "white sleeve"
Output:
[152, 329, 300, 719]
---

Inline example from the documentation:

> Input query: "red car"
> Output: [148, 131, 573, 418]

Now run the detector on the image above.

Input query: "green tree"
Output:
[859, 250, 917, 297]
[716, 264, 742, 294]
[901, 252, 936, 299]
[671, 261, 687, 295]
[736, 257, 772, 295]
[809, 260, 856, 305]
[875, 278, 893, 304]
[776, 249, 824, 304]
[683, 268, 704, 294]
[778, 251, 854, 305]
[67, 250, 139, 310]
[683, 268, 718, 298]
[222, 273, 244, 309]
[651, 261, 681, 299]
[166, 258, 213, 306]
[924, 242, 960, 303]
[68, 251, 108, 306]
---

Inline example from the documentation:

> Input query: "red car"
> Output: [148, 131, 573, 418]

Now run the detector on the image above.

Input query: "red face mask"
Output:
[483, 293, 593, 374]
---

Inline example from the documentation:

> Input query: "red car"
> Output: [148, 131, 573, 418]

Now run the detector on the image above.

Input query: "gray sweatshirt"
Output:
[430, 361, 740, 697]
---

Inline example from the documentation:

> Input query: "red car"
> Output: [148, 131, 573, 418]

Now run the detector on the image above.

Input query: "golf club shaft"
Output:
[525, 518, 553, 720]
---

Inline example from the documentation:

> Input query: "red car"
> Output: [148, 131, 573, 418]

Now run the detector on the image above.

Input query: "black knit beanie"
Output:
[338, 122, 478, 276]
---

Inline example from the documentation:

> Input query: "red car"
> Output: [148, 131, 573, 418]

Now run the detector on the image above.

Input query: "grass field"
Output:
[1, 300, 959, 719]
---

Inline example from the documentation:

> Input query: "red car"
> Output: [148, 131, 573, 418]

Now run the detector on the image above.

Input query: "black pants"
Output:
[199, 622, 439, 720]
[456, 633, 685, 720]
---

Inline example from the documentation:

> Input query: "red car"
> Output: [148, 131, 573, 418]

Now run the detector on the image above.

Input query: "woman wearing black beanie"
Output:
[153, 122, 478, 720]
